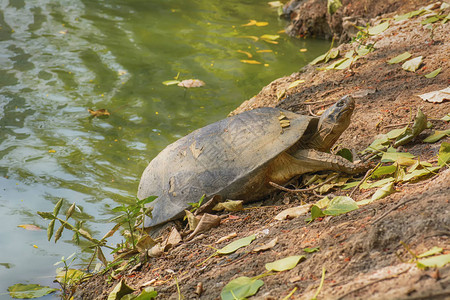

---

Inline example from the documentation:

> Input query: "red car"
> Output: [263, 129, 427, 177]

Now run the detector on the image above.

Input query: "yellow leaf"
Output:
[238, 36, 259, 41]
[236, 50, 253, 58]
[33, 245, 38, 248]
[242, 20, 268, 27]
[256, 49, 273, 53]
[260, 34, 280, 40]
[287, 79, 305, 90]
[240, 60, 262, 64]
[88, 108, 110, 118]
[299, 48, 308, 52]
[18, 224, 42, 231]
[242, 20, 257, 26]
[48, 149, 56, 153]
[262, 39, 278, 44]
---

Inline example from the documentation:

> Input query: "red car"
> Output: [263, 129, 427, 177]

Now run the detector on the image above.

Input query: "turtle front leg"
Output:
[290, 149, 369, 175]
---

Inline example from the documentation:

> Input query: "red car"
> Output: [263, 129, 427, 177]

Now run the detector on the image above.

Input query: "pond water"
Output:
[0, 0, 329, 297]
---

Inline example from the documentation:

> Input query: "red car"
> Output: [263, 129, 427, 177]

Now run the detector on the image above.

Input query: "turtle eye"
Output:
[336, 100, 344, 107]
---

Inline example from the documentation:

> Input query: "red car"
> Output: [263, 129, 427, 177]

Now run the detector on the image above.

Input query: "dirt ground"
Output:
[74, 1, 450, 299]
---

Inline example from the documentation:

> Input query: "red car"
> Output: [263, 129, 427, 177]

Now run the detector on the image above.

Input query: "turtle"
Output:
[138, 95, 367, 228]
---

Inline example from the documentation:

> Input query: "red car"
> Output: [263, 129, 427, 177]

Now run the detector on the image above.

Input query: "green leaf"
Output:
[107, 279, 134, 300]
[327, 0, 342, 15]
[323, 196, 358, 216]
[423, 129, 450, 143]
[402, 166, 441, 182]
[424, 67, 441, 78]
[364, 135, 389, 153]
[265, 255, 305, 272]
[221, 276, 264, 300]
[137, 196, 157, 206]
[421, 16, 440, 25]
[356, 45, 374, 56]
[315, 196, 331, 209]
[342, 181, 360, 190]
[47, 219, 55, 241]
[308, 205, 325, 222]
[53, 198, 64, 216]
[310, 53, 327, 65]
[394, 9, 425, 22]
[311, 48, 339, 65]
[368, 21, 389, 35]
[334, 57, 356, 70]
[441, 113, 450, 121]
[8, 284, 57, 299]
[370, 182, 395, 201]
[401, 56, 423, 72]
[133, 287, 158, 300]
[371, 165, 397, 179]
[438, 142, 450, 166]
[394, 108, 428, 147]
[217, 234, 256, 255]
[304, 247, 320, 253]
[162, 80, 181, 86]
[321, 58, 348, 70]
[387, 52, 411, 64]
[56, 269, 89, 285]
[381, 151, 415, 163]
[37, 211, 56, 220]
[417, 246, 443, 258]
[386, 126, 408, 139]
[361, 177, 395, 189]
[417, 254, 450, 269]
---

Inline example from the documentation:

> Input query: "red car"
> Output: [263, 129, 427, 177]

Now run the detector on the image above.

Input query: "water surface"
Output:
[0, 0, 329, 297]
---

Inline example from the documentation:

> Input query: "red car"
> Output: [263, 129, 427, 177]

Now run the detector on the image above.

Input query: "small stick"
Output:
[308, 105, 319, 117]
[349, 163, 381, 198]
[303, 99, 336, 106]
[269, 174, 339, 193]
[381, 118, 445, 129]
[371, 197, 419, 225]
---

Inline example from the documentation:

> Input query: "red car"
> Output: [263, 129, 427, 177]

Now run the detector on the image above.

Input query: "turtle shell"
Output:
[138, 107, 317, 227]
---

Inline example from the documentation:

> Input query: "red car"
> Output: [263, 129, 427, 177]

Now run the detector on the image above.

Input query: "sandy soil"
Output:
[74, 1, 450, 299]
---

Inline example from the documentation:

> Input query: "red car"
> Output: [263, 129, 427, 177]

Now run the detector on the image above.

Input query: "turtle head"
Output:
[316, 95, 355, 151]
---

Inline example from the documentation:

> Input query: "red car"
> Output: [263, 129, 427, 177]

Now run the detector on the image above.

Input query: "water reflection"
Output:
[0, 0, 329, 296]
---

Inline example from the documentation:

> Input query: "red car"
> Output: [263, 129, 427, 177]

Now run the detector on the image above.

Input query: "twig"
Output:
[308, 105, 319, 117]
[381, 118, 445, 129]
[371, 197, 420, 225]
[303, 99, 336, 106]
[349, 163, 381, 198]
[336, 269, 409, 300]
[269, 174, 339, 193]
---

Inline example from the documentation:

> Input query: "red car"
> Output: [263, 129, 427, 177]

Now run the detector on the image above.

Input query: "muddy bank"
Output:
[282, 0, 436, 41]
[74, 1, 450, 299]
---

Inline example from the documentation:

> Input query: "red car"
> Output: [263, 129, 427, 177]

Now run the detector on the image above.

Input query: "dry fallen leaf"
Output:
[216, 232, 238, 244]
[418, 87, 450, 103]
[177, 79, 205, 88]
[186, 213, 221, 241]
[253, 237, 278, 252]
[274, 204, 312, 220]
[213, 200, 243, 212]
[18, 224, 41, 231]
[164, 227, 182, 247]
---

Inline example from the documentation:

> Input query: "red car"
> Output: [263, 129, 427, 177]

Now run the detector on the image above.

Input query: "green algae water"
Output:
[0, 0, 329, 297]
